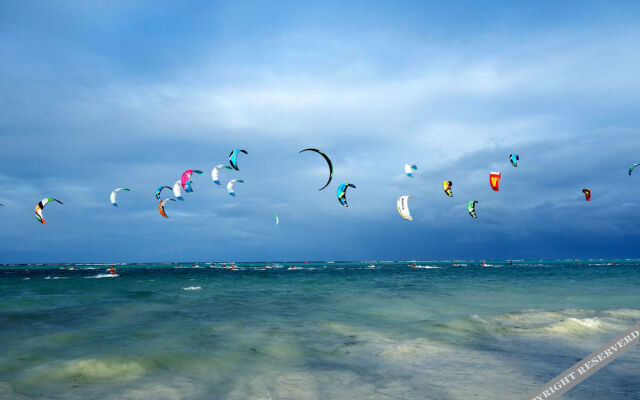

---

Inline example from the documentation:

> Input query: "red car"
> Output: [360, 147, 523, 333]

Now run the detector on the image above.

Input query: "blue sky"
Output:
[1, 1, 640, 263]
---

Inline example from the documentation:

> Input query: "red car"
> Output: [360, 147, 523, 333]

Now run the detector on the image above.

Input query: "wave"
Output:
[182, 286, 201, 291]
[437, 308, 639, 338]
[85, 274, 119, 279]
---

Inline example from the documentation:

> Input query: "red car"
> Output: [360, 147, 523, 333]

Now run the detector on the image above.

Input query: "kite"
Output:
[110, 188, 131, 207]
[509, 154, 519, 167]
[181, 170, 203, 192]
[155, 185, 172, 200]
[629, 163, 640, 176]
[489, 172, 501, 191]
[173, 181, 184, 201]
[158, 198, 176, 218]
[212, 165, 233, 185]
[583, 188, 592, 201]
[404, 163, 417, 177]
[229, 149, 248, 171]
[227, 179, 245, 196]
[271, 211, 279, 225]
[468, 200, 478, 218]
[443, 181, 453, 197]
[396, 195, 413, 221]
[299, 148, 333, 190]
[337, 183, 356, 207]
[35, 198, 63, 224]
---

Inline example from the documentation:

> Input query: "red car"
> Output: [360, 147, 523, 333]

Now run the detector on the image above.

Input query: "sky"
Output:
[1, 0, 640, 263]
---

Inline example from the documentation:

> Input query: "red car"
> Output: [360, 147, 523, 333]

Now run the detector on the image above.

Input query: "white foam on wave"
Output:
[463, 308, 636, 337]
[182, 286, 201, 291]
[569, 317, 601, 328]
[542, 317, 604, 335]
[85, 274, 119, 279]
[414, 265, 441, 269]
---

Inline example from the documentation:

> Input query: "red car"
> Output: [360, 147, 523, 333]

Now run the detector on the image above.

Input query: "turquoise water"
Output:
[0, 261, 639, 399]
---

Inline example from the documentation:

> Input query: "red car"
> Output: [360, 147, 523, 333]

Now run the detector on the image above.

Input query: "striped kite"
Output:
[35, 198, 63, 224]
[229, 149, 248, 171]
[337, 183, 356, 207]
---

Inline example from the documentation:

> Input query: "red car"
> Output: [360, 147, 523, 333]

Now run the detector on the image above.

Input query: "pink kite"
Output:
[180, 170, 203, 192]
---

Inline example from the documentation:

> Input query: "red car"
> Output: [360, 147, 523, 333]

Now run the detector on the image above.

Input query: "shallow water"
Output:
[1, 261, 639, 399]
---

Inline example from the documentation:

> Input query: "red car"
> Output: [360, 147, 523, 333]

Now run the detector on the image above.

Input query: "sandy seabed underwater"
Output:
[0, 260, 639, 400]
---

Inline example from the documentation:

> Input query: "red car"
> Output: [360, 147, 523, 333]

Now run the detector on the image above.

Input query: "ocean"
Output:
[0, 261, 638, 399]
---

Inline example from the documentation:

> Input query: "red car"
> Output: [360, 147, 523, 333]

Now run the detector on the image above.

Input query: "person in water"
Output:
[109, 265, 116, 275]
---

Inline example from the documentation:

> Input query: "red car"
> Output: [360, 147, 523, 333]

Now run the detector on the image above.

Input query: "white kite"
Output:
[404, 163, 417, 177]
[109, 188, 131, 207]
[396, 195, 413, 221]
[212, 165, 233, 185]
[227, 179, 245, 196]
[173, 180, 184, 201]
